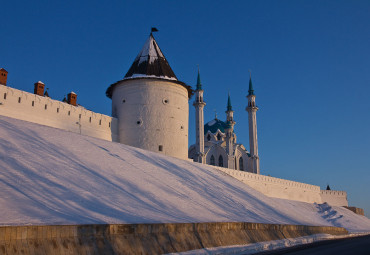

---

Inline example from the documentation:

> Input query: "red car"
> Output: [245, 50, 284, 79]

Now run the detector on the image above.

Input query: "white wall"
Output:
[112, 79, 189, 160]
[0, 85, 118, 142]
[211, 166, 348, 206]
[320, 190, 348, 206]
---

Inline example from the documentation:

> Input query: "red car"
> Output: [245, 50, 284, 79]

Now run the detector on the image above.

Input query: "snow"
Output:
[136, 35, 165, 65]
[168, 233, 370, 255]
[206, 119, 217, 126]
[125, 74, 177, 81]
[0, 115, 370, 233]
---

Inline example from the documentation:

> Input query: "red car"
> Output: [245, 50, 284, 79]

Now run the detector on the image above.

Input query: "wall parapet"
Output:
[0, 85, 118, 142]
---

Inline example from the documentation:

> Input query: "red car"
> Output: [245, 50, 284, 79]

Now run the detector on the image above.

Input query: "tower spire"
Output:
[248, 72, 254, 96]
[196, 66, 202, 90]
[227, 92, 232, 111]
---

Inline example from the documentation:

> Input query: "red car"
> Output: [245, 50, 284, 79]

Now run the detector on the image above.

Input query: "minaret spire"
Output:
[193, 67, 206, 163]
[225, 92, 236, 169]
[246, 74, 260, 174]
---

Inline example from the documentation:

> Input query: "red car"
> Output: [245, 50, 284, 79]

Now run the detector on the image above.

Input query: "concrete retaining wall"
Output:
[0, 222, 348, 254]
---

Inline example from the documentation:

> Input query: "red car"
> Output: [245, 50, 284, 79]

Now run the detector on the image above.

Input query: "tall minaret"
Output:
[246, 75, 260, 174]
[193, 68, 206, 163]
[225, 93, 236, 169]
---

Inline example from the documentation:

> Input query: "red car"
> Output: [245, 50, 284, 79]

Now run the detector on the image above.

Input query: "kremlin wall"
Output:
[0, 67, 351, 208]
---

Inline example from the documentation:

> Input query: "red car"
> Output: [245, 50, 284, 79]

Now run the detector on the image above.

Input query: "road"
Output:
[254, 234, 370, 255]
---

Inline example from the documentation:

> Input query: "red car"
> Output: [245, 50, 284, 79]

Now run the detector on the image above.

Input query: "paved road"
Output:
[254, 234, 370, 255]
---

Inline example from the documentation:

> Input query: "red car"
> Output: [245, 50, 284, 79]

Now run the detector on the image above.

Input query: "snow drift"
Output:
[0, 115, 369, 232]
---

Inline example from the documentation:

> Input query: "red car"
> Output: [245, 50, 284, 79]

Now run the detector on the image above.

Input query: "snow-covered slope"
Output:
[0, 115, 369, 232]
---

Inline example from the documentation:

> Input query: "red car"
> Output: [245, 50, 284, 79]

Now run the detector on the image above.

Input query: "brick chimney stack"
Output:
[67, 92, 77, 106]
[0, 68, 8, 86]
[34, 81, 45, 96]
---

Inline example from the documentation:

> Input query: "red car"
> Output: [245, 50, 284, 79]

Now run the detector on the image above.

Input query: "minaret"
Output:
[225, 93, 236, 169]
[193, 68, 206, 163]
[246, 75, 260, 174]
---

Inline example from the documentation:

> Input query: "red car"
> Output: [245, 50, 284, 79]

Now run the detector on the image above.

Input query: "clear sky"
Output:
[1, 0, 370, 217]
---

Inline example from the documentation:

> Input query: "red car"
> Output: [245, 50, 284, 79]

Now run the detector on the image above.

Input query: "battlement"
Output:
[0, 85, 118, 142]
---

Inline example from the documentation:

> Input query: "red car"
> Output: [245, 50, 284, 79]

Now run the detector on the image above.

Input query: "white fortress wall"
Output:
[320, 190, 348, 207]
[0, 85, 118, 142]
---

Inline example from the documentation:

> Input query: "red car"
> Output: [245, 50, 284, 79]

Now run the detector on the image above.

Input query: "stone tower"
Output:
[106, 33, 193, 160]
[246, 76, 260, 174]
[225, 93, 236, 169]
[193, 69, 206, 163]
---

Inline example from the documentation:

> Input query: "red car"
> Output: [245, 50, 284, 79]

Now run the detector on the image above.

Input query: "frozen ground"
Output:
[0, 115, 370, 233]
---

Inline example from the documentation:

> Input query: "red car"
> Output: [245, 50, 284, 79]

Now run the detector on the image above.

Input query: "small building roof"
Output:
[0, 68, 8, 73]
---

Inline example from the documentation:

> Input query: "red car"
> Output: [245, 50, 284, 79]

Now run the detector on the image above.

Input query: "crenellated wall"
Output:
[0, 85, 118, 142]
[320, 190, 348, 207]
[212, 166, 348, 206]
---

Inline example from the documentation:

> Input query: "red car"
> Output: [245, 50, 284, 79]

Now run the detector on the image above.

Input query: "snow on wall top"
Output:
[124, 34, 177, 81]
[0, 115, 370, 232]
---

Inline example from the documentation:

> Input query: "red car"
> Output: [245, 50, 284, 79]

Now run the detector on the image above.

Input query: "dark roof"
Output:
[0, 68, 8, 73]
[106, 34, 193, 99]
[204, 118, 228, 134]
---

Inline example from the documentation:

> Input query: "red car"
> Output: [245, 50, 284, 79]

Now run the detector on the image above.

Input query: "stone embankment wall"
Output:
[0, 85, 118, 142]
[0, 222, 348, 255]
[213, 166, 348, 206]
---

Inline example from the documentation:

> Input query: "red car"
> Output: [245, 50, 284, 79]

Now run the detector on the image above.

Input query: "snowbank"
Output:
[0, 115, 369, 232]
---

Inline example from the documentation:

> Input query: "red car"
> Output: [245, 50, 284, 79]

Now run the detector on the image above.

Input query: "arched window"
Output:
[218, 155, 223, 167]
[217, 133, 221, 141]
[207, 134, 211, 141]
[210, 155, 215, 165]
[239, 157, 244, 171]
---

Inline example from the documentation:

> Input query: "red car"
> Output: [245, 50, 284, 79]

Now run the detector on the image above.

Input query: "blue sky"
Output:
[1, 0, 370, 216]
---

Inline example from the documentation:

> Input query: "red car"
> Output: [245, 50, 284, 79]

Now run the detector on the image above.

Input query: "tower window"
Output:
[99, 120, 102, 125]
[44, 104, 47, 110]
[32, 101, 34, 107]
[122, 99, 126, 103]
[18, 97, 21, 103]
[3, 93, 6, 100]
[79, 114, 81, 119]
[210, 155, 215, 166]
[162, 98, 169, 104]
[207, 134, 211, 141]
[181, 125, 184, 130]
[89, 117, 92, 123]
[68, 111, 70, 116]
[57, 108, 59, 113]
[137, 120, 141, 125]
[109, 122, 111, 127]
[159, 145, 163, 151]
[239, 157, 244, 171]
[218, 155, 223, 167]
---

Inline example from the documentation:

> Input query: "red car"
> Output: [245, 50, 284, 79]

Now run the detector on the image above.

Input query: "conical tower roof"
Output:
[124, 34, 177, 80]
[107, 34, 193, 99]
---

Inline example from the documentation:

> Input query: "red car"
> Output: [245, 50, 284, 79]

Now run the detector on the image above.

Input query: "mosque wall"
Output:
[0, 85, 118, 142]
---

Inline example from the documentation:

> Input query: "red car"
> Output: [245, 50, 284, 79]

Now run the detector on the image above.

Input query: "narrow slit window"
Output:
[159, 145, 163, 151]
[68, 111, 70, 116]
[45, 104, 47, 110]
[3, 93, 6, 100]
[89, 117, 91, 123]
[108, 122, 111, 127]
[32, 101, 34, 106]
[18, 97, 21, 103]
[57, 108, 59, 113]
[99, 120, 101, 125]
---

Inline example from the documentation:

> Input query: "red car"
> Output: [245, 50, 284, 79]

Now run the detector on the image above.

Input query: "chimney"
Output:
[0, 68, 8, 86]
[67, 92, 77, 106]
[34, 81, 45, 96]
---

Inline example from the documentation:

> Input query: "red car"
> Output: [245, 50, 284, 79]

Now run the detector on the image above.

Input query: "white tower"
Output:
[246, 76, 260, 174]
[193, 69, 206, 163]
[225, 93, 236, 169]
[106, 33, 193, 160]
